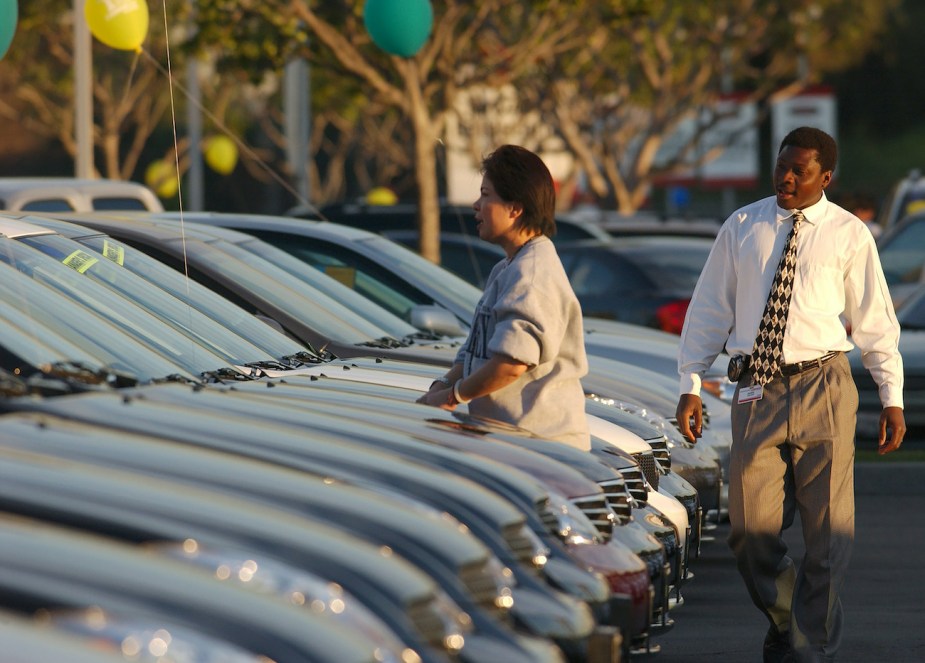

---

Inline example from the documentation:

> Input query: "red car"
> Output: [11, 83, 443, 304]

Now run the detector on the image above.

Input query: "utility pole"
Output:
[284, 58, 310, 205]
[74, 0, 94, 178]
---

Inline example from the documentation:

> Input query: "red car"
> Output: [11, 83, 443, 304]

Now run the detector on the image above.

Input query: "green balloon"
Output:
[0, 0, 17, 61]
[364, 0, 433, 58]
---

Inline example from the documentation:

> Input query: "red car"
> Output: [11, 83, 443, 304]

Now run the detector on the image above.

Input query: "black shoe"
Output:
[763, 627, 793, 663]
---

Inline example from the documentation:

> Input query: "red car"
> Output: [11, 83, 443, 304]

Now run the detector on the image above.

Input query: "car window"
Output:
[74, 236, 304, 359]
[0, 237, 232, 376]
[562, 250, 652, 296]
[20, 198, 76, 212]
[247, 230, 435, 324]
[19, 233, 275, 365]
[234, 237, 419, 339]
[0, 257, 197, 382]
[92, 196, 151, 211]
[616, 242, 711, 291]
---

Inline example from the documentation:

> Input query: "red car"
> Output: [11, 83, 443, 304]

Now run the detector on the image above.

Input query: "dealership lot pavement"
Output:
[657, 461, 925, 662]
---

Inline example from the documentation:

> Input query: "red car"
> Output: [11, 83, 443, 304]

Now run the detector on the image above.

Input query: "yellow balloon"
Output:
[145, 160, 178, 199]
[366, 186, 398, 206]
[204, 135, 238, 176]
[85, 0, 149, 52]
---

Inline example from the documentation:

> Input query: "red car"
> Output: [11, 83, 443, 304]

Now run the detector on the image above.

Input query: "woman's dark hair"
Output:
[480, 145, 557, 237]
[779, 126, 838, 173]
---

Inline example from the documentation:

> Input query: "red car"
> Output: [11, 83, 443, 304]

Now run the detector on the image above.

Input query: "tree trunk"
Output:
[404, 61, 441, 265]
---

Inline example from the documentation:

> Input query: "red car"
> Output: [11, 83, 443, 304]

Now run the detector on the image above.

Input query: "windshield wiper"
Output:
[200, 366, 260, 383]
[42, 360, 139, 388]
[281, 349, 330, 366]
[359, 336, 406, 350]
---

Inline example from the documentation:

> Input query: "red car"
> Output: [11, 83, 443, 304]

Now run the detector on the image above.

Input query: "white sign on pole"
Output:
[770, 87, 837, 166]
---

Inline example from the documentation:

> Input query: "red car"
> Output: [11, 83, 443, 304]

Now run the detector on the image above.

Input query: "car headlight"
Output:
[484, 554, 516, 610]
[547, 490, 606, 546]
[430, 588, 473, 653]
[155, 539, 418, 663]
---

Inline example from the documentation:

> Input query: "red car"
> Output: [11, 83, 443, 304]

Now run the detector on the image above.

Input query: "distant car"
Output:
[874, 168, 925, 234]
[556, 237, 715, 334]
[876, 210, 925, 308]
[849, 280, 925, 440]
[290, 201, 613, 244]
[0, 177, 163, 212]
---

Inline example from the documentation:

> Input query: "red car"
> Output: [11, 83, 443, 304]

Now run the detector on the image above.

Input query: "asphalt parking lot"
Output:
[657, 461, 925, 662]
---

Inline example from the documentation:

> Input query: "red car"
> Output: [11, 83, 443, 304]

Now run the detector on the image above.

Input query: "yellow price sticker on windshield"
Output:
[102, 240, 125, 265]
[62, 249, 99, 274]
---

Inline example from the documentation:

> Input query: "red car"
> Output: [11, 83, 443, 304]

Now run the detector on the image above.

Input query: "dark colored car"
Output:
[556, 237, 715, 334]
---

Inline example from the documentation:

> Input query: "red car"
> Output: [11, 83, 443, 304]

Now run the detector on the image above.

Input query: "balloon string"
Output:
[156, 1, 189, 286]
[137, 46, 322, 219]
[158, 0, 196, 365]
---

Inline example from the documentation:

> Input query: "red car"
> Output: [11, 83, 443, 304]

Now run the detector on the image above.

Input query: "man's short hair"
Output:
[779, 126, 838, 173]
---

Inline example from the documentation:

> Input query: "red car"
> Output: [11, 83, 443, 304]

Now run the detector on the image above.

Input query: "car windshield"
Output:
[878, 216, 925, 284]
[232, 236, 421, 339]
[19, 234, 275, 366]
[613, 239, 713, 291]
[69, 235, 307, 361]
[160, 235, 392, 346]
[362, 235, 483, 317]
[0, 238, 228, 377]
[0, 260, 197, 382]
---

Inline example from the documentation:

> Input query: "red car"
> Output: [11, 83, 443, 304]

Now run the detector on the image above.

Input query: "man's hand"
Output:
[878, 406, 906, 455]
[676, 394, 703, 444]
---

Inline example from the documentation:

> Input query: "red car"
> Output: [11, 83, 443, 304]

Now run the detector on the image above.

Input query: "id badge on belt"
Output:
[738, 384, 763, 403]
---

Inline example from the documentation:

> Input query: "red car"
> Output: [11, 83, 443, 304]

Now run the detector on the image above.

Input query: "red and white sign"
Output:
[770, 86, 838, 167]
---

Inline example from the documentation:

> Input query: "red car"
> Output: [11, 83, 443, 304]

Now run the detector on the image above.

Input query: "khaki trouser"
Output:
[729, 353, 857, 663]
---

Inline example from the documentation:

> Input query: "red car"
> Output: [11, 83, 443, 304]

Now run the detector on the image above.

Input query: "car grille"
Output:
[407, 596, 450, 649]
[458, 559, 503, 616]
[535, 496, 561, 537]
[597, 477, 633, 525]
[617, 465, 648, 505]
[647, 435, 671, 472]
[676, 492, 699, 522]
[631, 450, 660, 491]
[500, 522, 540, 567]
[571, 493, 614, 539]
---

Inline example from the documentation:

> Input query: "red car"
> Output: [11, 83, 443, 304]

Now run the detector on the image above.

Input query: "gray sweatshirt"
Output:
[455, 236, 590, 449]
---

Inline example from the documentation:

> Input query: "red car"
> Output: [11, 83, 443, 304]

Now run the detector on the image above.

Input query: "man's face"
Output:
[773, 145, 832, 210]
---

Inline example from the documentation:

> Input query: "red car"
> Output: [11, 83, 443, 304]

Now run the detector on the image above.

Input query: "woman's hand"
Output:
[416, 385, 458, 410]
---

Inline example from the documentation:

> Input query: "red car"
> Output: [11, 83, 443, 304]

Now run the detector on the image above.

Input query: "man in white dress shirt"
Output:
[675, 127, 905, 663]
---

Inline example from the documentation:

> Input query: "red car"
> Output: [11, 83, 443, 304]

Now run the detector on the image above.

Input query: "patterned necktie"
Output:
[750, 211, 804, 385]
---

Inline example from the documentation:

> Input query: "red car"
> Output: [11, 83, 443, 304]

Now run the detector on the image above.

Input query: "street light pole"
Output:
[74, 0, 94, 178]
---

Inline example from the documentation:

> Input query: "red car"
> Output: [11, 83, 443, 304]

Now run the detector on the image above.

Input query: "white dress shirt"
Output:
[679, 193, 904, 409]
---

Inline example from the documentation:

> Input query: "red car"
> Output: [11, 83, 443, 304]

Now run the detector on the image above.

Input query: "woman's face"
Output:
[473, 176, 523, 254]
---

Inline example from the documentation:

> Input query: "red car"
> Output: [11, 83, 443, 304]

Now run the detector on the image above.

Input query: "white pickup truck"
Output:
[0, 177, 163, 212]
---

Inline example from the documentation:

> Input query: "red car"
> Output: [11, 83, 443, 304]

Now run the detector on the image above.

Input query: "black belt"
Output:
[779, 351, 840, 376]
[728, 351, 840, 382]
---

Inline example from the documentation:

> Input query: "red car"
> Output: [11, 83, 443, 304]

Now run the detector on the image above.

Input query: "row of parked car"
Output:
[0, 205, 740, 662]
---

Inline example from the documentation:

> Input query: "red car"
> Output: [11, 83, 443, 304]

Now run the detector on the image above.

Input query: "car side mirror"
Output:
[409, 305, 466, 338]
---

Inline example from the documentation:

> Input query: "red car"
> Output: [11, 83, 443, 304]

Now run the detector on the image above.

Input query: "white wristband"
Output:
[452, 380, 471, 404]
